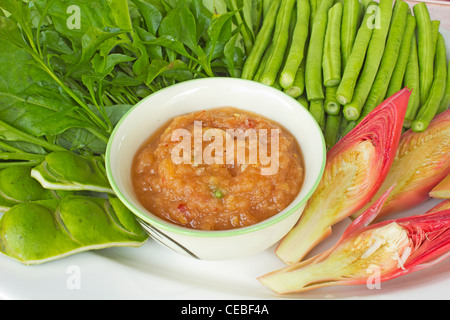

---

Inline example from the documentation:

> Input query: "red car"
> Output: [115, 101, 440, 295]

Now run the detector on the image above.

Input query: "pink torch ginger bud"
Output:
[259, 188, 450, 294]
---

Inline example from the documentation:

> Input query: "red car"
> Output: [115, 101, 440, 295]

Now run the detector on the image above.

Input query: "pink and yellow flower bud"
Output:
[259, 189, 450, 294]
[430, 173, 450, 199]
[352, 109, 450, 221]
[275, 89, 411, 264]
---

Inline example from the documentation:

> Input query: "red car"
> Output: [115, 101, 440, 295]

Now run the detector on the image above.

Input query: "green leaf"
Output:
[146, 59, 190, 85]
[190, 0, 213, 41]
[223, 25, 242, 77]
[92, 53, 136, 79]
[39, 30, 74, 55]
[206, 10, 235, 61]
[0, 84, 95, 137]
[67, 26, 126, 76]
[158, 3, 198, 54]
[0, 16, 33, 53]
[102, 0, 133, 32]
[130, 0, 162, 36]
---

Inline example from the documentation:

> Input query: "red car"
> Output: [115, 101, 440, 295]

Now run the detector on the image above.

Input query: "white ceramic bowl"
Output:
[106, 78, 326, 260]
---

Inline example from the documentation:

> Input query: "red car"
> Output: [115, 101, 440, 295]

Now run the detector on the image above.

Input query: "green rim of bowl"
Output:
[105, 78, 326, 238]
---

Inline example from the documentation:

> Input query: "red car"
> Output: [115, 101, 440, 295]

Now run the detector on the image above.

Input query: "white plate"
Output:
[0, 1, 449, 301]
[0, 198, 448, 300]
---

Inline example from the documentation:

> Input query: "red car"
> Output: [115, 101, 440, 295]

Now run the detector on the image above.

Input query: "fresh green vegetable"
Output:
[412, 33, 447, 132]
[336, 2, 376, 105]
[324, 85, 341, 115]
[413, 2, 434, 106]
[228, 0, 254, 55]
[284, 57, 306, 98]
[279, 0, 311, 89]
[0, 167, 64, 213]
[241, 0, 282, 80]
[386, 14, 416, 98]
[0, 0, 253, 264]
[309, 99, 326, 129]
[324, 113, 342, 149]
[358, 0, 408, 120]
[260, 0, 297, 86]
[31, 151, 113, 194]
[342, 0, 393, 121]
[297, 94, 309, 109]
[213, 189, 224, 199]
[323, 2, 343, 87]
[430, 20, 441, 66]
[438, 60, 450, 114]
[305, 0, 334, 101]
[403, 33, 421, 128]
[0, 195, 148, 265]
[341, 0, 361, 69]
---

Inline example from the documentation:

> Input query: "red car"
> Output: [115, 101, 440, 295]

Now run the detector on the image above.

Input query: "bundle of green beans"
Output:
[241, 0, 450, 148]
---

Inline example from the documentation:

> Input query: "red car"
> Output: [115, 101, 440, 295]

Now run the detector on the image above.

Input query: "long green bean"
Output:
[403, 33, 421, 128]
[335, 2, 377, 105]
[297, 94, 309, 109]
[438, 60, 450, 114]
[386, 14, 416, 98]
[284, 57, 306, 98]
[324, 85, 340, 115]
[323, 2, 343, 87]
[260, 0, 297, 86]
[412, 33, 447, 132]
[279, 0, 310, 89]
[309, 99, 326, 129]
[254, 41, 274, 81]
[357, 0, 408, 120]
[430, 20, 441, 64]
[341, 0, 360, 69]
[241, 0, 282, 80]
[324, 113, 342, 149]
[305, 0, 334, 101]
[342, 0, 393, 121]
[413, 2, 434, 106]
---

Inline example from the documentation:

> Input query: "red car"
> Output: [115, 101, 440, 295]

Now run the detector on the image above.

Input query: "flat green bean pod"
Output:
[31, 151, 113, 194]
[0, 166, 57, 212]
[0, 195, 148, 265]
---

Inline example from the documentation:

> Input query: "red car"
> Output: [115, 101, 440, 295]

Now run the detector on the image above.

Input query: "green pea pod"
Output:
[0, 166, 56, 212]
[31, 151, 113, 194]
[0, 195, 148, 265]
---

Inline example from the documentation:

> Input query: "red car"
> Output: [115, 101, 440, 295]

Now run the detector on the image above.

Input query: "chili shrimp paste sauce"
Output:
[132, 107, 304, 231]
